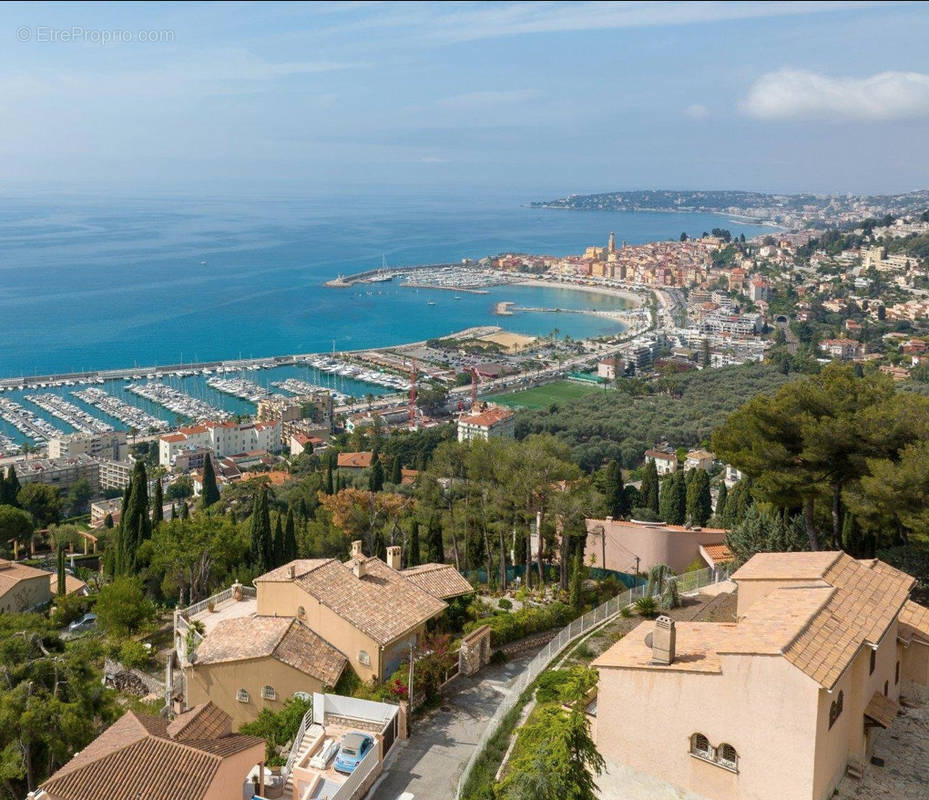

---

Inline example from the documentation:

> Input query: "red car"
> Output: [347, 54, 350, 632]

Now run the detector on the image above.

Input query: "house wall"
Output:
[585, 521, 726, 575]
[257, 580, 394, 681]
[901, 640, 929, 687]
[203, 742, 266, 800]
[596, 654, 820, 800]
[185, 657, 326, 729]
[0, 573, 52, 613]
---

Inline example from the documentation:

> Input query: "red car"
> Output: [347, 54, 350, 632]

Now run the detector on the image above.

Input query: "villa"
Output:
[592, 551, 929, 800]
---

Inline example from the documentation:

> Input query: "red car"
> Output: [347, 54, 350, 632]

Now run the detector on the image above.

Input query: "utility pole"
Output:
[407, 640, 415, 712]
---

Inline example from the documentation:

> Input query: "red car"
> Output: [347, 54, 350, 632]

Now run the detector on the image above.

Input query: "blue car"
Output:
[333, 732, 374, 774]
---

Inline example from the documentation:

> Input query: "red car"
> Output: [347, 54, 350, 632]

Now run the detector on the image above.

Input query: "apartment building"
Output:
[159, 419, 281, 467]
[457, 406, 516, 442]
[47, 430, 128, 462]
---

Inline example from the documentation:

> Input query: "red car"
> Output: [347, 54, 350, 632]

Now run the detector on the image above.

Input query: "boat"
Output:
[427, 301, 436, 305]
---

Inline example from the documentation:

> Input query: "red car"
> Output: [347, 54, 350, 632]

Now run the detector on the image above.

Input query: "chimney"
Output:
[353, 558, 366, 579]
[351, 540, 363, 559]
[287, 564, 295, 580]
[387, 546, 402, 571]
[650, 615, 676, 666]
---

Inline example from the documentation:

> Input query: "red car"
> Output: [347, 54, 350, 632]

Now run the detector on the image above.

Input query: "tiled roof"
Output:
[48, 573, 88, 596]
[166, 702, 230, 741]
[701, 543, 734, 565]
[295, 557, 447, 645]
[864, 692, 900, 728]
[254, 559, 330, 583]
[0, 560, 50, 599]
[731, 551, 844, 582]
[898, 600, 929, 644]
[338, 451, 373, 469]
[192, 616, 346, 686]
[40, 707, 262, 800]
[459, 407, 514, 427]
[402, 563, 474, 599]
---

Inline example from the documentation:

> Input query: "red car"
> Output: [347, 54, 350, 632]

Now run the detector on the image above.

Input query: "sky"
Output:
[1, 1, 929, 198]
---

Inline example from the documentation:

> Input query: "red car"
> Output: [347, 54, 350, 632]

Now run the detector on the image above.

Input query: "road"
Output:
[370, 649, 538, 800]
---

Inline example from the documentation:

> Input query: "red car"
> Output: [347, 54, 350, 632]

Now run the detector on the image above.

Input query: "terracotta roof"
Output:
[192, 616, 346, 686]
[644, 449, 676, 460]
[337, 451, 373, 469]
[701, 543, 734, 565]
[0, 559, 51, 599]
[49, 573, 88, 596]
[40, 707, 262, 800]
[731, 551, 844, 582]
[294, 557, 447, 645]
[166, 702, 230, 741]
[402, 563, 474, 599]
[459, 407, 514, 427]
[864, 692, 900, 728]
[898, 600, 929, 645]
[254, 559, 330, 583]
[160, 433, 186, 443]
[592, 621, 733, 674]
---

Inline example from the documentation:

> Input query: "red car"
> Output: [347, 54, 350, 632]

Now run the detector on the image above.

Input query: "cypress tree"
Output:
[673, 470, 687, 525]
[56, 542, 66, 596]
[369, 458, 384, 493]
[273, 514, 284, 566]
[426, 513, 444, 563]
[686, 470, 712, 527]
[5, 466, 20, 507]
[103, 513, 114, 529]
[325, 464, 334, 495]
[715, 482, 728, 520]
[179, 501, 189, 520]
[605, 460, 627, 518]
[152, 480, 164, 527]
[569, 552, 583, 610]
[284, 509, 297, 561]
[640, 460, 660, 514]
[390, 456, 402, 486]
[407, 520, 421, 567]
[201, 456, 220, 508]
[249, 485, 273, 573]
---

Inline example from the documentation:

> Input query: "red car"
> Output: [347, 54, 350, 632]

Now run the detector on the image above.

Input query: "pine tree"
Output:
[56, 542, 66, 596]
[272, 514, 284, 567]
[249, 485, 273, 573]
[390, 456, 402, 485]
[407, 520, 421, 567]
[152, 480, 164, 527]
[369, 458, 384, 492]
[284, 509, 298, 561]
[640, 460, 660, 514]
[201, 456, 220, 508]
[426, 514, 444, 563]
[325, 464, 334, 495]
[372, 529, 386, 561]
[715, 482, 728, 520]
[686, 470, 712, 527]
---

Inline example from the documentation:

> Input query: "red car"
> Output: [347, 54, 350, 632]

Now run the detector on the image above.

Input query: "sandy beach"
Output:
[514, 278, 645, 307]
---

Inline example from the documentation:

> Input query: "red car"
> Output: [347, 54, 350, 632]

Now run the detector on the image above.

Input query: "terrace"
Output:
[173, 583, 257, 662]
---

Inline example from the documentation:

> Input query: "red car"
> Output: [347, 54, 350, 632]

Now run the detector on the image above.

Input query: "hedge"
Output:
[464, 601, 574, 647]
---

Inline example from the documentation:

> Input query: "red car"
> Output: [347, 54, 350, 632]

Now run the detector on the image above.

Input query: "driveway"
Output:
[370, 649, 538, 800]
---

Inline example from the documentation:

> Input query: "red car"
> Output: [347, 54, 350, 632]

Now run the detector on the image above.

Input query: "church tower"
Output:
[608, 231, 616, 254]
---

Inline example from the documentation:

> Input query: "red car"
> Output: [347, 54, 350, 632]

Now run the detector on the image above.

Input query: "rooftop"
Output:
[337, 451, 373, 469]
[401, 563, 475, 599]
[458, 407, 514, 427]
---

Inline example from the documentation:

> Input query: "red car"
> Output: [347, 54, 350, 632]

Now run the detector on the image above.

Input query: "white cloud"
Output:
[743, 69, 929, 120]
[684, 103, 710, 120]
[436, 89, 539, 110]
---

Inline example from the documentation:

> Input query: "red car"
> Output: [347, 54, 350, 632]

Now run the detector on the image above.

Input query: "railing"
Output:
[283, 708, 314, 782]
[179, 583, 256, 619]
[454, 566, 728, 798]
[329, 743, 380, 800]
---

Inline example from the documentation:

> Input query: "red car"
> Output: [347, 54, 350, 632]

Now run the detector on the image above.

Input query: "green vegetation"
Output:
[240, 695, 312, 764]
[463, 602, 575, 647]
[489, 380, 603, 410]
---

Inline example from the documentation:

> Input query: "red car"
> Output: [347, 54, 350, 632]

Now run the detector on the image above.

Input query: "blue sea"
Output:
[0, 192, 770, 442]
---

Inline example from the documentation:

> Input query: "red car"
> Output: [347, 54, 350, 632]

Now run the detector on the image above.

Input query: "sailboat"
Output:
[368, 254, 393, 283]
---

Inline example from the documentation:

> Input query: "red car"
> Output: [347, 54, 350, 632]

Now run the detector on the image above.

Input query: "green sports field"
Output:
[488, 379, 604, 410]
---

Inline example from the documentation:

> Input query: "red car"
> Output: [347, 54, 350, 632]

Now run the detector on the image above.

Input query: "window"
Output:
[884, 681, 889, 697]
[236, 689, 250, 703]
[829, 691, 844, 729]
[870, 649, 876, 675]
[358, 650, 371, 667]
[896, 661, 900, 685]
[262, 685, 277, 701]
[690, 733, 713, 760]
[717, 743, 738, 772]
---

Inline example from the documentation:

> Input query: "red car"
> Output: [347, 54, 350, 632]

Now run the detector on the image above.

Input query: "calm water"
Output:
[0, 192, 770, 441]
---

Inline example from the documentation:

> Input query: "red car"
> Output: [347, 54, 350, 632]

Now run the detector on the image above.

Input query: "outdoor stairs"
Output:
[845, 756, 865, 780]
[283, 735, 315, 798]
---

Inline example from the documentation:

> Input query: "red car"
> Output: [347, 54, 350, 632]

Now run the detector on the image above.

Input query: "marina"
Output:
[0, 397, 65, 444]
[25, 393, 113, 434]
[126, 382, 231, 422]
[73, 387, 169, 433]
[271, 378, 350, 405]
[206, 376, 270, 403]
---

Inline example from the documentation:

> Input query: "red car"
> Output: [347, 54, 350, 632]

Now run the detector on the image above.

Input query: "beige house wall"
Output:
[902, 640, 929, 685]
[257, 580, 422, 682]
[0, 573, 52, 613]
[185, 657, 327, 729]
[203, 743, 265, 800]
[585, 521, 725, 575]
[596, 654, 820, 800]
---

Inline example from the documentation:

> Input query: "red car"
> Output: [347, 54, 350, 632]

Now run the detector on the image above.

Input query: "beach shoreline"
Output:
[513, 278, 645, 307]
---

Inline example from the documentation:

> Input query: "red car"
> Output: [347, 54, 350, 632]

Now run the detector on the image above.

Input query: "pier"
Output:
[324, 262, 460, 287]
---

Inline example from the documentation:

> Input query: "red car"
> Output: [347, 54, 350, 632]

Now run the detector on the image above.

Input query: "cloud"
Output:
[436, 89, 539, 110]
[742, 69, 929, 120]
[684, 104, 710, 120]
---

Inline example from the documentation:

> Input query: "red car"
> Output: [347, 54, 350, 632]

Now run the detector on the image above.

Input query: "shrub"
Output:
[464, 601, 574, 646]
[619, 604, 632, 618]
[630, 507, 661, 523]
[498, 598, 513, 610]
[118, 639, 151, 670]
[50, 592, 93, 628]
[634, 596, 658, 617]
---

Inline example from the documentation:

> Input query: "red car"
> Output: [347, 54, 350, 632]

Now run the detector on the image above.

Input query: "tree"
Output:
[56, 541, 66, 596]
[646, 563, 681, 610]
[17, 483, 61, 528]
[659, 472, 686, 525]
[273, 514, 284, 567]
[283, 509, 298, 562]
[569, 553, 583, 610]
[640, 460, 659, 515]
[426, 513, 444, 563]
[151, 479, 164, 527]
[686, 469, 712, 527]
[369, 457, 385, 493]
[66, 478, 93, 516]
[1, 465, 21, 506]
[0, 504, 33, 556]
[715, 482, 728, 520]
[249, 484, 274, 573]
[325, 464, 334, 495]
[95, 576, 157, 636]
[200, 456, 220, 508]
[114, 461, 151, 576]
[604, 460, 628, 518]
[166, 474, 193, 500]
[103, 512, 114, 529]
[725, 506, 809, 567]
[407, 519, 421, 567]
[390, 455, 402, 486]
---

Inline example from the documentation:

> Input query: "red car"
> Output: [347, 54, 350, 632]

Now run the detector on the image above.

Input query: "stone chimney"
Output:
[353, 558, 366, 579]
[287, 564, 295, 580]
[650, 615, 676, 666]
[351, 540, 363, 559]
[386, 546, 402, 570]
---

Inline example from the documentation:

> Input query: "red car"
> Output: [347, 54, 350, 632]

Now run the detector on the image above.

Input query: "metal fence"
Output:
[454, 565, 728, 798]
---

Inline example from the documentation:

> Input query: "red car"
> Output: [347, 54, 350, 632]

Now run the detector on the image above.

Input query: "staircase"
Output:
[845, 756, 865, 780]
[282, 721, 316, 799]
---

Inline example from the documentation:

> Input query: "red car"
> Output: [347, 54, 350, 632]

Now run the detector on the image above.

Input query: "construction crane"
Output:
[469, 366, 479, 408]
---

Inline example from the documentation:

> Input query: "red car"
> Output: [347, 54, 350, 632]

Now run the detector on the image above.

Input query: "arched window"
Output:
[829, 690, 844, 728]
[261, 685, 277, 700]
[236, 689, 250, 703]
[690, 733, 713, 760]
[717, 743, 738, 771]
[358, 650, 371, 666]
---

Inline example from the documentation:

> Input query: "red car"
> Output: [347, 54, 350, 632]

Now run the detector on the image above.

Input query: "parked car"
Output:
[333, 732, 374, 774]
[68, 613, 97, 633]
